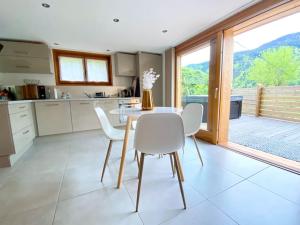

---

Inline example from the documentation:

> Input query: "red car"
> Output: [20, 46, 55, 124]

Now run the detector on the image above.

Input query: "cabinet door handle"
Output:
[14, 50, 29, 55]
[20, 114, 27, 118]
[16, 65, 30, 69]
[79, 102, 90, 105]
[22, 130, 29, 135]
[46, 103, 59, 106]
[18, 106, 26, 109]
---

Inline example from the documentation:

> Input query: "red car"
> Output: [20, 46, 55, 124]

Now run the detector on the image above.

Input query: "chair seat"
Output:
[106, 127, 134, 141]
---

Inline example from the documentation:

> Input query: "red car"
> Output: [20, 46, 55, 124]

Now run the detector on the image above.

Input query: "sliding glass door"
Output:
[176, 35, 222, 144]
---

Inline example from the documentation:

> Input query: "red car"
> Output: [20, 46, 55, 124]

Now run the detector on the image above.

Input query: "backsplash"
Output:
[0, 72, 133, 99]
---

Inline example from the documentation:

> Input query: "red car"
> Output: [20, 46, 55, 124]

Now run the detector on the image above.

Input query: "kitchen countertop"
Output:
[0, 97, 139, 105]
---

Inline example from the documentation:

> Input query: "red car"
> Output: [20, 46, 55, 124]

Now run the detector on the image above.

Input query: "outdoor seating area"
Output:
[229, 115, 300, 162]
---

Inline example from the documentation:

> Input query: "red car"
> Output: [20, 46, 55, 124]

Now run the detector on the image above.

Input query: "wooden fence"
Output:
[232, 85, 300, 122]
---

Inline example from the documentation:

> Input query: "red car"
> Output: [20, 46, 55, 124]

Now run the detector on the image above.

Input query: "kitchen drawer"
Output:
[35, 101, 72, 136]
[9, 109, 33, 134]
[8, 103, 30, 114]
[70, 101, 100, 132]
[12, 125, 35, 154]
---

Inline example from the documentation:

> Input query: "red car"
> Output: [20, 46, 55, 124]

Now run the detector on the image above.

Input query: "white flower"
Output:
[142, 68, 160, 90]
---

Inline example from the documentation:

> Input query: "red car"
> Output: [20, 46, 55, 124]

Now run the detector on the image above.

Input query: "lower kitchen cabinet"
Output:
[70, 101, 100, 132]
[0, 102, 36, 167]
[35, 101, 73, 136]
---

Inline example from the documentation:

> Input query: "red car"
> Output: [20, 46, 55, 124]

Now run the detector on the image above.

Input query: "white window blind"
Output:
[59, 56, 84, 81]
[86, 59, 109, 82]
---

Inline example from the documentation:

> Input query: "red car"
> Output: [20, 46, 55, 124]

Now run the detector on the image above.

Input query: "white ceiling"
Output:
[0, 0, 260, 54]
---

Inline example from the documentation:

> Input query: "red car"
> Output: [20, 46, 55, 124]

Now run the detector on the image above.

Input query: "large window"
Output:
[53, 50, 112, 85]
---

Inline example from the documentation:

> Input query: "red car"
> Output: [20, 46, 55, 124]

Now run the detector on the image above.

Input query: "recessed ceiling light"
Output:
[113, 18, 120, 23]
[162, 29, 168, 33]
[42, 3, 50, 8]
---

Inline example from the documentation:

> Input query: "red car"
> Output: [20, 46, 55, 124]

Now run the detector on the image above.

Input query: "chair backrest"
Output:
[134, 113, 185, 154]
[181, 103, 203, 136]
[94, 107, 114, 138]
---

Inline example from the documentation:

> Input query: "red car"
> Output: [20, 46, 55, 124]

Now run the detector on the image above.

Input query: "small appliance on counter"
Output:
[95, 92, 107, 98]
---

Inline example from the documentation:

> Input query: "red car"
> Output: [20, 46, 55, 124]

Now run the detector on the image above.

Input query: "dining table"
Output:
[109, 106, 184, 188]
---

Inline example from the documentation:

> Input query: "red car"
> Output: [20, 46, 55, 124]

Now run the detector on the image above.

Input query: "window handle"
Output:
[214, 88, 219, 99]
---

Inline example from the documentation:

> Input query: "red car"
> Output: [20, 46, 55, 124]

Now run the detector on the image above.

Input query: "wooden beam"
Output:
[218, 29, 234, 144]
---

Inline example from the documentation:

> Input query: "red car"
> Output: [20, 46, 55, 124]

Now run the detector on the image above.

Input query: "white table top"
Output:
[109, 107, 182, 118]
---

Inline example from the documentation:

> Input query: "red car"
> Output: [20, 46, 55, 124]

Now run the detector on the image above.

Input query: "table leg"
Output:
[175, 152, 184, 182]
[117, 116, 132, 188]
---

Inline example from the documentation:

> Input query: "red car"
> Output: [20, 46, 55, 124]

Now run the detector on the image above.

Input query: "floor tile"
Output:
[182, 160, 244, 198]
[249, 166, 300, 205]
[210, 181, 300, 225]
[0, 203, 56, 225]
[53, 187, 143, 225]
[0, 171, 62, 218]
[161, 200, 237, 225]
[59, 163, 115, 201]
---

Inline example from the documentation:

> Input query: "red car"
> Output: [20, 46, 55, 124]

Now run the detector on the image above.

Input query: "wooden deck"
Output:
[229, 115, 300, 162]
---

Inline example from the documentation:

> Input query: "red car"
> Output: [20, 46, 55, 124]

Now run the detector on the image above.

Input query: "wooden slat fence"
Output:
[232, 88, 256, 115]
[233, 85, 300, 122]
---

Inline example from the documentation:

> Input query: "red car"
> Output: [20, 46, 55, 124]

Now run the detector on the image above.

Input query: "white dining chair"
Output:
[181, 103, 204, 166]
[134, 113, 186, 212]
[94, 107, 133, 182]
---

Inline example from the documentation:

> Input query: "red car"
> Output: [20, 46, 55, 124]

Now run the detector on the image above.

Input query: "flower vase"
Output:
[142, 89, 153, 110]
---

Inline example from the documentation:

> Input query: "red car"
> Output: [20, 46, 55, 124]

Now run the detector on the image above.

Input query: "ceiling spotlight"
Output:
[54, 43, 59, 46]
[113, 18, 120, 23]
[106, 49, 111, 52]
[162, 29, 168, 33]
[42, 3, 50, 8]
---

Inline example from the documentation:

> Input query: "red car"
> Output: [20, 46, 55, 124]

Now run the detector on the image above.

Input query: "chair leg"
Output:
[136, 150, 140, 178]
[192, 135, 203, 166]
[174, 152, 184, 182]
[169, 154, 175, 177]
[101, 140, 113, 182]
[173, 152, 187, 209]
[136, 152, 145, 212]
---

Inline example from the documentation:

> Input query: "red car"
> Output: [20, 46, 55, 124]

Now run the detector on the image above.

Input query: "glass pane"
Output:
[59, 56, 84, 81]
[180, 45, 210, 131]
[86, 59, 109, 82]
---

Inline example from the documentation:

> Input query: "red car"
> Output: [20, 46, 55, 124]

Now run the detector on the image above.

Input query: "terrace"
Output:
[229, 85, 300, 162]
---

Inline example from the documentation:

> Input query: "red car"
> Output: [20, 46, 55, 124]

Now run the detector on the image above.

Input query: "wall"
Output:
[137, 52, 163, 106]
[164, 48, 175, 107]
[0, 54, 132, 97]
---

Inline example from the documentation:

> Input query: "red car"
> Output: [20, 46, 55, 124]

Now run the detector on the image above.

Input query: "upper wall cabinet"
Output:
[0, 41, 52, 74]
[114, 52, 137, 76]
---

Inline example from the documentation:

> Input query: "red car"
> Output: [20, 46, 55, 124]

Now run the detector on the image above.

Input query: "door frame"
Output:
[175, 33, 223, 144]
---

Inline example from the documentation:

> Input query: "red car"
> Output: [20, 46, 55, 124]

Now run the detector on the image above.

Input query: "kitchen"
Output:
[0, 40, 162, 167]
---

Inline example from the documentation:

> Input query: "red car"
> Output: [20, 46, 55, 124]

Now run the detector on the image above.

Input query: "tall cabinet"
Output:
[137, 52, 163, 106]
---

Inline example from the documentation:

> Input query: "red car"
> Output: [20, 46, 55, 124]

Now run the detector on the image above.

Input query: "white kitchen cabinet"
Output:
[115, 53, 137, 76]
[70, 101, 100, 132]
[35, 101, 73, 136]
[0, 41, 50, 58]
[0, 102, 36, 167]
[0, 56, 52, 74]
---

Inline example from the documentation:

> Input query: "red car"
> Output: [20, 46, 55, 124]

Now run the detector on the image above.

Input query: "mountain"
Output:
[186, 32, 300, 78]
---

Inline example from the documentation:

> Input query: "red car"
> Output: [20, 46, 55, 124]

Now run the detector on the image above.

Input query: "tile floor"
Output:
[0, 130, 299, 225]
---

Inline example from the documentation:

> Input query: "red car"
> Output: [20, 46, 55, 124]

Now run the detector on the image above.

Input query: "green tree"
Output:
[247, 46, 300, 86]
[181, 67, 208, 96]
